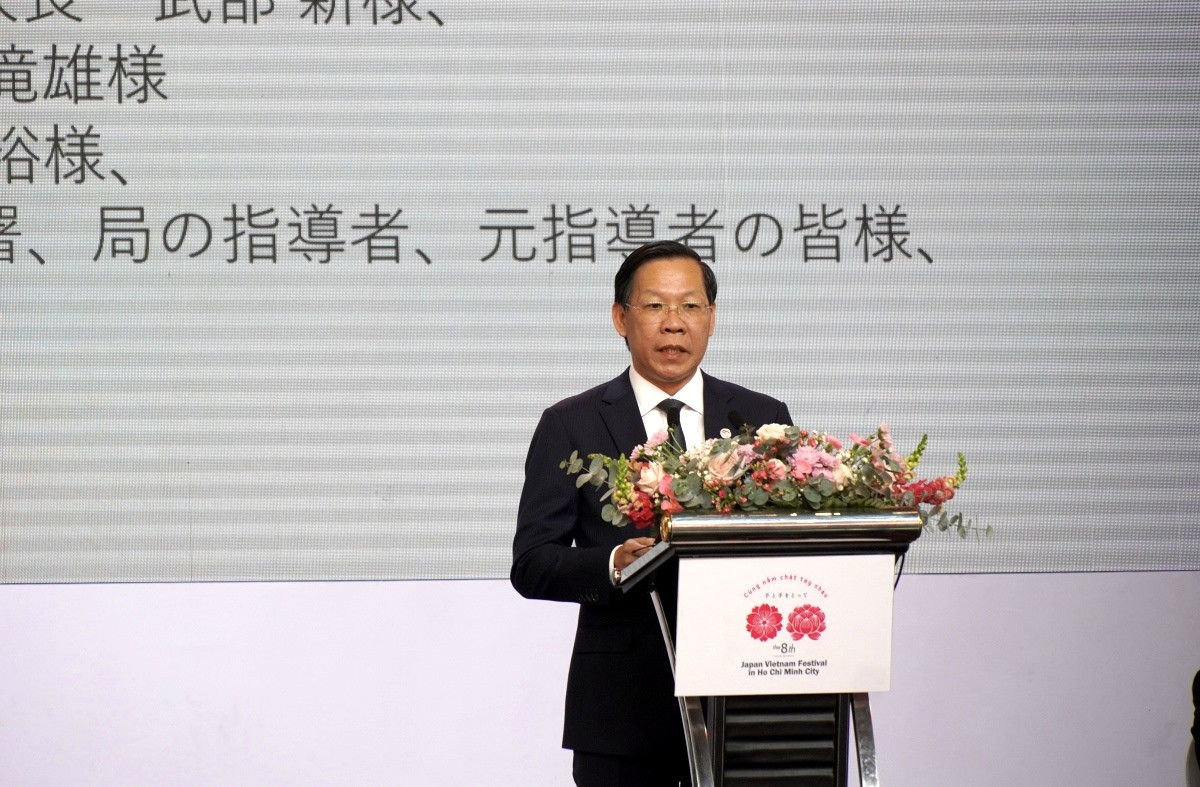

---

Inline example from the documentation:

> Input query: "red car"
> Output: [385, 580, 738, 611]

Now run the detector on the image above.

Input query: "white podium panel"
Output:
[674, 554, 895, 696]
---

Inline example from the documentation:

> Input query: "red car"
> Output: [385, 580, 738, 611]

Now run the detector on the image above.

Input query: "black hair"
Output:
[613, 240, 717, 306]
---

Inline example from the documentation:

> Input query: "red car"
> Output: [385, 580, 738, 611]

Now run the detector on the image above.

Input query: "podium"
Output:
[617, 508, 922, 787]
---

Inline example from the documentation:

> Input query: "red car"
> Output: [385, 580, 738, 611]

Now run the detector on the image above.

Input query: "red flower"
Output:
[745, 603, 783, 641]
[786, 605, 827, 641]
[626, 490, 657, 529]
[904, 476, 956, 506]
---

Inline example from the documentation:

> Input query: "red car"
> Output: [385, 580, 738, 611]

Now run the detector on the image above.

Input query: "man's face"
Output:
[612, 256, 716, 395]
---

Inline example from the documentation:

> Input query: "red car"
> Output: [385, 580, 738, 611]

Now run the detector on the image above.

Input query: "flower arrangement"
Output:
[561, 422, 983, 537]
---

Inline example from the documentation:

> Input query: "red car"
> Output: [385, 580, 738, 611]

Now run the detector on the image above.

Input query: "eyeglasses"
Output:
[624, 301, 713, 322]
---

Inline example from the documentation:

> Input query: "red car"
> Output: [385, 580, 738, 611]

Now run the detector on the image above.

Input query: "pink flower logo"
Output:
[786, 605, 827, 641]
[745, 603, 783, 641]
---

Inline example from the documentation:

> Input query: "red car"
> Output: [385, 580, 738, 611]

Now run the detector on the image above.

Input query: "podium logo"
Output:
[785, 604, 827, 641]
[746, 603, 827, 642]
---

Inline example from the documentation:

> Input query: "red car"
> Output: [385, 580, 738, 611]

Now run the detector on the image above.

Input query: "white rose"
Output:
[755, 423, 789, 443]
[832, 463, 853, 489]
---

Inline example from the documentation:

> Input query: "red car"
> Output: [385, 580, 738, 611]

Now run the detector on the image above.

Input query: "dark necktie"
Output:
[658, 398, 686, 450]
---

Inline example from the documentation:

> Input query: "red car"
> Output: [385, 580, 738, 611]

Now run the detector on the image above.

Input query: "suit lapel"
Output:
[703, 372, 736, 439]
[599, 371, 648, 454]
[599, 371, 742, 450]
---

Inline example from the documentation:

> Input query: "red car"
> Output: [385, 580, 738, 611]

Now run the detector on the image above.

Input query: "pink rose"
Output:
[658, 475, 683, 514]
[636, 462, 666, 495]
[705, 449, 745, 484]
[764, 458, 788, 481]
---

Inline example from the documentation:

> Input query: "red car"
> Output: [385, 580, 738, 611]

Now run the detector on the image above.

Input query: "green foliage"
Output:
[906, 434, 928, 472]
[953, 452, 968, 487]
[918, 504, 989, 539]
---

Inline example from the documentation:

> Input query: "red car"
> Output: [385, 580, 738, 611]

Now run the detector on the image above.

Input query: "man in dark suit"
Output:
[511, 241, 792, 787]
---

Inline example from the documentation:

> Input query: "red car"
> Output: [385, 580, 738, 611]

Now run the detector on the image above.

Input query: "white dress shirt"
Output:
[610, 368, 706, 583]
[627, 366, 705, 450]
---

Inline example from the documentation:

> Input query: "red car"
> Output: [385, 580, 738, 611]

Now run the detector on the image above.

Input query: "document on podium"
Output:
[616, 540, 675, 592]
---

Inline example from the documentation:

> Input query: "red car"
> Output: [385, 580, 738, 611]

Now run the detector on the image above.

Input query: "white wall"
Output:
[1, 572, 1197, 786]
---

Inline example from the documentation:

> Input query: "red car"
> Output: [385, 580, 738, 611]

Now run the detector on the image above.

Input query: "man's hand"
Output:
[614, 537, 657, 571]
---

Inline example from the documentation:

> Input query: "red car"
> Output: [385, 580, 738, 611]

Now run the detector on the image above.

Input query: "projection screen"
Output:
[2, 1, 1198, 582]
